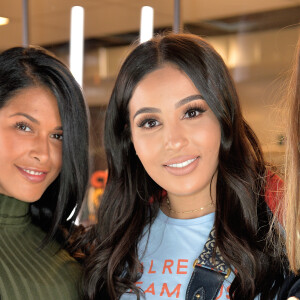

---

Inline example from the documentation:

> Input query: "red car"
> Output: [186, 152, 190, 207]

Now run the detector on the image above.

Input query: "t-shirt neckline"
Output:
[157, 208, 215, 226]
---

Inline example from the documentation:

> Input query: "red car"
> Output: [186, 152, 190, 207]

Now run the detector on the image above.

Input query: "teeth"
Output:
[23, 169, 44, 175]
[168, 158, 197, 168]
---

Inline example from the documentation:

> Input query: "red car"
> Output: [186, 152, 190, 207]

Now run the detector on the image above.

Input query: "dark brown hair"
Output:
[81, 33, 285, 299]
[0, 46, 89, 243]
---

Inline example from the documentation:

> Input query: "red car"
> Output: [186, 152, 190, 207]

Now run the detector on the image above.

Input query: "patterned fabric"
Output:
[196, 228, 229, 275]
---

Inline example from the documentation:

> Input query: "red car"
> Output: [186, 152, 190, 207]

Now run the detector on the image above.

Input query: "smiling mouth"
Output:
[17, 166, 48, 183]
[22, 168, 45, 175]
[166, 157, 199, 168]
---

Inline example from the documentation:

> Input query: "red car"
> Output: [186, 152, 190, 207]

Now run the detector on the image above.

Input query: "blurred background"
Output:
[1, 0, 299, 223]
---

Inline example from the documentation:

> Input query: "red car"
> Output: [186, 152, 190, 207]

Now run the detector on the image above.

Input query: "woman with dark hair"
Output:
[0, 46, 89, 299]
[80, 33, 285, 300]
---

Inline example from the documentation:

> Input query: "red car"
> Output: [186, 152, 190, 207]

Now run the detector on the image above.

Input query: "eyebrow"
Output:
[133, 94, 204, 120]
[9, 112, 40, 124]
[133, 107, 160, 119]
[175, 94, 204, 108]
[9, 112, 63, 130]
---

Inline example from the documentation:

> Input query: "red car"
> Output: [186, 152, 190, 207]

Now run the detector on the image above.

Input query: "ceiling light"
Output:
[140, 6, 154, 43]
[70, 6, 84, 87]
[0, 17, 9, 26]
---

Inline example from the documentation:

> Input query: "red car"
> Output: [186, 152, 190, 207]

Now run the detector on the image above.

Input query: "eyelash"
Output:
[15, 121, 32, 132]
[137, 117, 159, 129]
[15, 121, 63, 141]
[136, 104, 206, 129]
[182, 104, 206, 119]
[51, 133, 63, 141]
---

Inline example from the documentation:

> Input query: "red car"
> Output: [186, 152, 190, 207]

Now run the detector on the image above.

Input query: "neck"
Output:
[161, 174, 217, 219]
[161, 193, 216, 219]
[0, 193, 30, 226]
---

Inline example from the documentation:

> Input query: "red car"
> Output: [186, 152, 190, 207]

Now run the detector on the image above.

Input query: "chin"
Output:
[13, 191, 43, 203]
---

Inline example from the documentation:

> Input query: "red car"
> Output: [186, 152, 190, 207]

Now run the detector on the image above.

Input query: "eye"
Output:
[51, 133, 63, 140]
[138, 118, 160, 129]
[183, 105, 206, 119]
[185, 109, 199, 118]
[15, 122, 32, 132]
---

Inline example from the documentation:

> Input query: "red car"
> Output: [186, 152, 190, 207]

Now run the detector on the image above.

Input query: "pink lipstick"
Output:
[163, 156, 200, 176]
[17, 166, 47, 183]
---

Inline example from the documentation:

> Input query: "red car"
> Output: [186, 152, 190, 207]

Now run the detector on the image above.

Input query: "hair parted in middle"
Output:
[80, 33, 286, 300]
[0, 46, 90, 244]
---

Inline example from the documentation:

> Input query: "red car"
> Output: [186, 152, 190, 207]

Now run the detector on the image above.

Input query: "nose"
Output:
[29, 134, 50, 164]
[164, 123, 188, 151]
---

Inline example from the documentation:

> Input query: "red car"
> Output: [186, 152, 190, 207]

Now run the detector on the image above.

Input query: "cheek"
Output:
[132, 134, 160, 167]
[52, 145, 63, 173]
[206, 132, 221, 155]
[206, 135, 221, 170]
[133, 139, 152, 163]
[191, 123, 221, 168]
[0, 131, 26, 160]
[199, 122, 221, 150]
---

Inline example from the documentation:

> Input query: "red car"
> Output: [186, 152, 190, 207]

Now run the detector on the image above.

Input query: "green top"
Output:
[0, 194, 81, 300]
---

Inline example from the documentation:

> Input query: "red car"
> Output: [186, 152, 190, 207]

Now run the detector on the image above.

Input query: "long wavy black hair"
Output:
[81, 33, 285, 299]
[0, 46, 89, 244]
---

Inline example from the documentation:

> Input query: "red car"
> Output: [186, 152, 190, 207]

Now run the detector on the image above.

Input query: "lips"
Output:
[166, 157, 198, 168]
[16, 166, 48, 183]
[163, 156, 200, 176]
[23, 169, 44, 175]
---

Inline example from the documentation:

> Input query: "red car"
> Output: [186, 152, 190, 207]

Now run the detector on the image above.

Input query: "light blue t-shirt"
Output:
[121, 210, 259, 300]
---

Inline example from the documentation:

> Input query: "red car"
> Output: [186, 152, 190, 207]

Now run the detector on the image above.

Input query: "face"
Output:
[129, 65, 221, 203]
[0, 86, 63, 202]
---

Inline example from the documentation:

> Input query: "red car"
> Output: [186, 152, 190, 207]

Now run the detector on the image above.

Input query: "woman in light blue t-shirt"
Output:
[80, 33, 286, 300]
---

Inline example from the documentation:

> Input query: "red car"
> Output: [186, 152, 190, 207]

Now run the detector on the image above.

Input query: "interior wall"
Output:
[71, 26, 299, 174]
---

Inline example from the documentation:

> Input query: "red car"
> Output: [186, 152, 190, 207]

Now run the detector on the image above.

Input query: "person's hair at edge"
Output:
[0, 46, 89, 244]
[285, 37, 300, 274]
[80, 33, 285, 299]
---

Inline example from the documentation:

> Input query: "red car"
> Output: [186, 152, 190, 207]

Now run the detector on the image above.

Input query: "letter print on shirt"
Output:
[120, 210, 259, 300]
